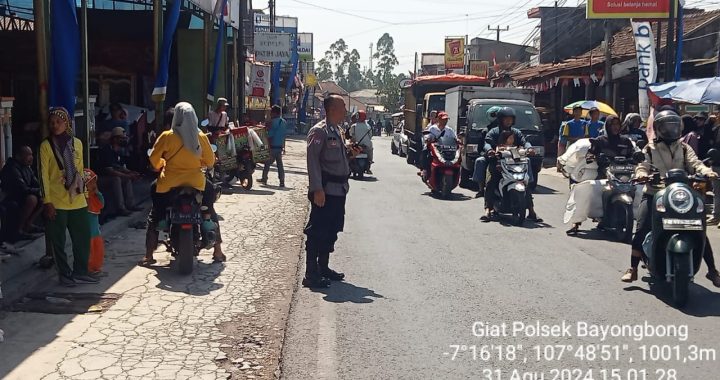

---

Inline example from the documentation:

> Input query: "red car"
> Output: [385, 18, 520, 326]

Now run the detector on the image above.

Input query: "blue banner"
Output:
[299, 88, 309, 124]
[286, 37, 299, 93]
[207, 0, 227, 102]
[152, 0, 182, 102]
[272, 63, 281, 106]
[49, 0, 80, 116]
[674, 4, 684, 81]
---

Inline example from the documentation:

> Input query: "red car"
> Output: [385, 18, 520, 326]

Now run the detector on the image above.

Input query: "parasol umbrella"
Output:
[649, 77, 720, 105]
[563, 100, 618, 117]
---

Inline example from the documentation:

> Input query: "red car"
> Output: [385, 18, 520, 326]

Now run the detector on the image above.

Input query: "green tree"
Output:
[373, 33, 401, 111]
[316, 58, 333, 82]
[345, 49, 365, 92]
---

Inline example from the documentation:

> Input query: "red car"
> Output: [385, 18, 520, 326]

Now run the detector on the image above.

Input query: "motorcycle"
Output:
[147, 149, 219, 275]
[588, 154, 640, 242]
[423, 132, 462, 199]
[233, 144, 255, 190]
[349, 144, 370, 179]
[489, 147, 531, 226]
[638, 149, 719, 307]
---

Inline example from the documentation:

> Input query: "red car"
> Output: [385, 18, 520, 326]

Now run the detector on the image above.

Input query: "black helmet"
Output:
[497, 107, 516, 121]
[654, 110, 682, 142]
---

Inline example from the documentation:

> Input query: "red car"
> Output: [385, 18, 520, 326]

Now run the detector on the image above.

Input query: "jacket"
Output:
[484, 127, 530, 151]
[0, 157, 41, 200]
[39, 137, 88, 210]
[636, 140, 714, 194]
[588, 135, 636, 159]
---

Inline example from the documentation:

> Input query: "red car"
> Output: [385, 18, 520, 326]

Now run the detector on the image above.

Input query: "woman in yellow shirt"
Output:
[40, 107, 98, 286]
[141, 102, 225, 265]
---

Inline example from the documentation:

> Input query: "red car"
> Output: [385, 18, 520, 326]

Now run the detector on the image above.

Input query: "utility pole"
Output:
[414, 52, 418, 78]
[715, 30, 720, 75]
[604, 20, 613, 106]
[269, 0, 276, 106]
[369, 43, 373, 72]
[238, 0, 246, 117]
[554, 0, 559, 63]
[664, 0, 676, 82]
[488, 25, 509, 42]
[33, 0, 48, 135]
[153, 0, 163, 130]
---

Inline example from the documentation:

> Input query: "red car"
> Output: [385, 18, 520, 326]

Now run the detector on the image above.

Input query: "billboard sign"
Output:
[631, 21, 657, 121]
[587, 0, 675, 19]
[254, 33, 292, 62]
[253, 13, 298, 63]
[469, 60, 489, 77]
[298, 33, 313, 62]
[250, 63, 271, 97]
[444, 38, 465, 70]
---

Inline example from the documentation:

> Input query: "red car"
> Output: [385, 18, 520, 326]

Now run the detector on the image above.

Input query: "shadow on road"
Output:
[533, 185, 559, 195]
[309, 281, 384, 304]
[224, 187, 275, 196]
[260, 184, 296, 191]
[421, 191, 473, 201]
[350, 176, 379, 182]
[625, 281, 720, 317]
[151, 259, 225, 296]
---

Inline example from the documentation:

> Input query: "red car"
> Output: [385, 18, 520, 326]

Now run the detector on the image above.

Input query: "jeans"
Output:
[472, 156, 488, 185]
[262, 148, 285, 183]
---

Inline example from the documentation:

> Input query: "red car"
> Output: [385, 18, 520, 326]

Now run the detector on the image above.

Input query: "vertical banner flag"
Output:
[286, 32, 299, 93]
[207, 0, 228, 102]
[152, 0, 183, 102]
[674, 2, 684, 81]
[49, 0, 80, 115]
[444, 38, 464, 70]
[631, 21, 657, 121]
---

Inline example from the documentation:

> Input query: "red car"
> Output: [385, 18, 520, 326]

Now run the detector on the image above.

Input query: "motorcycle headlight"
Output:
[696, 197, 705, 213]
[513, 173, 525, 180]
[512, 165, 524, 173]
[668, 187, 693, 214]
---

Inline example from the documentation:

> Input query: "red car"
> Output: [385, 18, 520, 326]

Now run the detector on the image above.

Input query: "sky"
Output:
[274, 0, 720, 73]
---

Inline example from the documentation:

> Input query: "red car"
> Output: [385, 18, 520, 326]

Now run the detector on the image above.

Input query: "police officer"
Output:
[304, 94, 358, 288]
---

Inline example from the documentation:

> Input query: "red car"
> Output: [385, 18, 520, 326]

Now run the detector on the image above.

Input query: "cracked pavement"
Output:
[0, 138, 309, 380]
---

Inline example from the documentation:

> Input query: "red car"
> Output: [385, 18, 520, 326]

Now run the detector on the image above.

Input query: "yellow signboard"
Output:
[305, 73, 318, 87]
[469, 60, 489, 78]
[444, 38, 465, 70]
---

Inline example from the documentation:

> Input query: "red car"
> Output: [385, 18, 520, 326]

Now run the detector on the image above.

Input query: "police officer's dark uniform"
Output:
[304, 119, 350, 288]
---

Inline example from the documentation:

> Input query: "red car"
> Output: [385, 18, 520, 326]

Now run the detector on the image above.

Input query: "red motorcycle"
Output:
[423, 133, 462, 198]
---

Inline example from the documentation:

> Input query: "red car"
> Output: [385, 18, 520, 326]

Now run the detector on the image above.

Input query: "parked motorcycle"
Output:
[638, 149, 719, 307]
[233, 144, 255, 190]
[588, 154, 640, 242]
[349, 144, 370, 179]
[423, 133, 461, 199]
[489, 147, 531, 226]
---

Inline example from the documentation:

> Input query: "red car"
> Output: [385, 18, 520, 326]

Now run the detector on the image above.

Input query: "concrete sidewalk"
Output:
[0, 137, 310, 380]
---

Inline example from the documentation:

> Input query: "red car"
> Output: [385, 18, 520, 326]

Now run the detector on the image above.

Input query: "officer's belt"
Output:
[322, 172, 348, 186]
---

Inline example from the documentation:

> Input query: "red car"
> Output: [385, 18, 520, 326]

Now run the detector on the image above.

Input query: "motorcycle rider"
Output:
[621, 111, 720, 287]
[621, 113, 648, 146]
[141, 102, 225, 266]
[566, 115, 637, 235]
[472, 106, 502, 197]
[480, 107, 541, 222]
[348, 110, 373, 174]
[420, 112, 456, 178]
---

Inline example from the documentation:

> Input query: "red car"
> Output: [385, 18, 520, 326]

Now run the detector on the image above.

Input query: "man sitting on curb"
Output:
[0, 145, 44, 241]
[97, 127, 142, 216]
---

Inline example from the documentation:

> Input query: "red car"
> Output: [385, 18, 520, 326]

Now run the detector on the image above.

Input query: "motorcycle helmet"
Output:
[654, 110, 682, 143]
[496, 107, 516, 127]
[357, 110, 367, 122]
[486, 106, 502, 120]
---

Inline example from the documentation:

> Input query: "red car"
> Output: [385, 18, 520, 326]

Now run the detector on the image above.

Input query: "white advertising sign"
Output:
[631, 21, 657, 121]
[250, 64, 271, 97]
[254, 32, 292, 62]
[188, 0, 241, 29]
[298, 33, 313, 61]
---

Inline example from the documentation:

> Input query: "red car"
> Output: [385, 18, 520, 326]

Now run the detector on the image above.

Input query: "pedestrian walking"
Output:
[259, 105, 287, 187]
[40, 107, 97, 287]
[303, 94, 356, 288]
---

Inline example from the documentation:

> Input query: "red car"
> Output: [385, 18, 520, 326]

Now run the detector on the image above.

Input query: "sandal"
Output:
[566, 225, 580, 235]
[138, 257, 157, 266]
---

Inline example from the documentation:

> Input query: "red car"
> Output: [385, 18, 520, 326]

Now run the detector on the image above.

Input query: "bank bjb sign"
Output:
[632, 21, 657, 121]
[254, 33, 292, 62]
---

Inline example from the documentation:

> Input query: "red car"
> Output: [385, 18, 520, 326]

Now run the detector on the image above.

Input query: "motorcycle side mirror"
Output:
[636, 139, 647, 149]
[210, 144, 218, 153]
[200, 119, 210, 128]
[707, 148, 720, 164]
[146, 148, 153, 157]
[632, 151, 646, 164]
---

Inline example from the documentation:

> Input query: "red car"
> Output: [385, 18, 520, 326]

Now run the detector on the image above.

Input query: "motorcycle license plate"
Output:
[355, 154, 368, 159]
[662, 218, 703, 230]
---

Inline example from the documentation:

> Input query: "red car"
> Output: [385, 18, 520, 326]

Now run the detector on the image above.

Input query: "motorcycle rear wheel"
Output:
[176, 227, 195, 275]
[671, 255, 691, 308]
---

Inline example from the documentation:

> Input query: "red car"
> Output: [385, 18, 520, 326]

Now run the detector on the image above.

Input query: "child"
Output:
[84, 169, 106, 276]
[498, 130, 515, 148]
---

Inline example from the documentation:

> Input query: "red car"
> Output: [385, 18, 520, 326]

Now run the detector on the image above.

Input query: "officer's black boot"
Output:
[303, 245, 330, 288]
[319, 250, 345, 281]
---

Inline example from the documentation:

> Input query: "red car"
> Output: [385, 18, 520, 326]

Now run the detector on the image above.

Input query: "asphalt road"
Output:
[282, 137, 720, 380]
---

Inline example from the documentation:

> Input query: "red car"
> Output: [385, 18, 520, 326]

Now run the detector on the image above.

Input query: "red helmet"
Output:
[357, 110, 367, 122]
